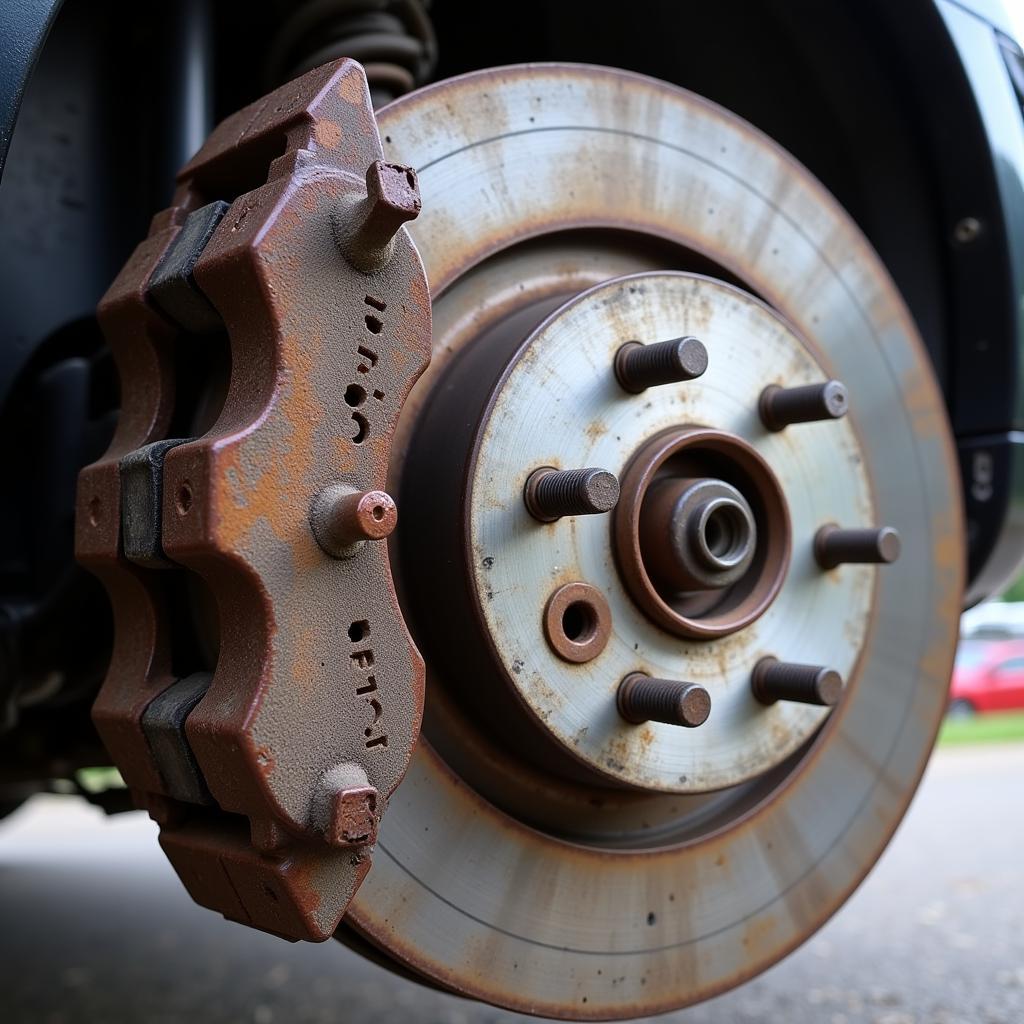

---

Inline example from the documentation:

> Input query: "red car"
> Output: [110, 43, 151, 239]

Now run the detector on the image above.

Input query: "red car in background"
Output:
[950, 639, 1024, 715]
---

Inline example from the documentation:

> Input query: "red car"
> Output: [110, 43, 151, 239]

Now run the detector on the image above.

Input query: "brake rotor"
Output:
[336, 64, 964, 1018]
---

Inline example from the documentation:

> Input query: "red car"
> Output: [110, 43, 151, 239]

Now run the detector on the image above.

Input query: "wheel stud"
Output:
[614, 336, 708, 393]
[617, 673, 711, 727]
[524, 467, 620, 522]
[751, 657, 844, 706]
[814, 524, 901, 570]
[759, 380, 848, 431]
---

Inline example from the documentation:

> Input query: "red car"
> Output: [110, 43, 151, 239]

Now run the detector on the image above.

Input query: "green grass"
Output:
[939, 709, 1024, 746]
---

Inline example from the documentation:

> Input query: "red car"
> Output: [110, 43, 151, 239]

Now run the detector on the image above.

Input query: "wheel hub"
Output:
[402, 270, 875, 794]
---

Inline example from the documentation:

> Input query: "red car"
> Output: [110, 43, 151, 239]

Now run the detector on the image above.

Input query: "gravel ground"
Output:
[0, 743, 1021, 1024]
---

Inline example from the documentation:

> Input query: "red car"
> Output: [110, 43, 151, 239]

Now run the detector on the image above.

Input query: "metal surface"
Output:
[639, 477, 757, 592]
[759, 380, 848, 431]
[613, 424, 793, 643]
[310, 486, 398, 557]
[939, 0, 1024, 602]
[459, 272, 870, 791]
[523, 467, 620, 522]
[336, 64, 965, 1018]
[814, 525, 902, 569]
[139, 672, 214, 805]
[266, 0, 438, 106]
[614, 336, 708, 393]
[76, 60, 431, 942]
[0, 0, 63, 179]
[616, 673, 712, 728]
[542, 582, 613, 665]
[750, 659, 844, 707]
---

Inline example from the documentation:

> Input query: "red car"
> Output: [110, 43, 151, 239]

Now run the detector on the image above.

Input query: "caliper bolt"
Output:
[314, 764, 380, 848]
[311, 484, 398, 558]
[814, 524, 902, 570]
[751, 657, 844, 706]
[336, 159, 421, 272]
[327, 784, 379, 847]
[614, 336, 709, 393]
[617, 673, 712, 727]
[524, 467, 620, 522]
[759, 380, 848, 431]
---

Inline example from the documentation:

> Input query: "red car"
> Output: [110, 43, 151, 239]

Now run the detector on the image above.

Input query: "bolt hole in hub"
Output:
[562, 604, 592, 641]
[543, 583, 612, 663]
[356, 65, 963, 1020]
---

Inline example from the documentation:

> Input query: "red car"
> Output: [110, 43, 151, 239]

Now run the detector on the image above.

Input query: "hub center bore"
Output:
[644, 478, 757, 586]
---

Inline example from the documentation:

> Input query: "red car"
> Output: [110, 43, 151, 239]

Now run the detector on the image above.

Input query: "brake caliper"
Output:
[75, 60, 430, 941]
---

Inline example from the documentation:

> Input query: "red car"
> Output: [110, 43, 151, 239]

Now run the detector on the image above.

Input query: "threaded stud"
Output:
[524, 467, 620, 523]
[759, 380, 848, 431]
[751, 658, 844, 706]
[617, 673, 712, 727]
[815, 525, 901, 570]
[614, 337, 709, 393]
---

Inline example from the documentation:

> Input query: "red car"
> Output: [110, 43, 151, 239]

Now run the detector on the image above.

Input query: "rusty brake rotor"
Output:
[340, 63, 964, 1018]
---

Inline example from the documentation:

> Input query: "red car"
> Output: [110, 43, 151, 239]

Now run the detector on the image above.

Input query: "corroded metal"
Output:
[614, 419, 794, 642]
[638, 476, 758, 591]
[343, 65, 965, 1020]
[614, 336, 708, 393]
[542, 582, 613, 664]
[310, 485, 398, 557]
[76, 60, 430, 942]
[759, 379, 848, 431]
[751, 658, 845, 706]
[523, 466, 619, 522]
[77, 59, 966, 1022]
[617, 673, 711, 727]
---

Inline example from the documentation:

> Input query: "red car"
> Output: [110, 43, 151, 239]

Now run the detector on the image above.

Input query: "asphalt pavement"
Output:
[1, 743, 1021, 1024]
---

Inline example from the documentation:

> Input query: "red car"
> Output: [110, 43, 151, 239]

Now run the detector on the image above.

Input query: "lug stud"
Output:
[614, 336, 708, 393]
[311, 484, 397, 558]
[751, 657, 844, 706]
[759, 380, 848, 431]
[815, 524, 901, 570]
[524, 467, 620, 522]
[617, 673, 712, 727]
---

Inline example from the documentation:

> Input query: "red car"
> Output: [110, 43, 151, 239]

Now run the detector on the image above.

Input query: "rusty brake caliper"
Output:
[75, 60, 430, 941]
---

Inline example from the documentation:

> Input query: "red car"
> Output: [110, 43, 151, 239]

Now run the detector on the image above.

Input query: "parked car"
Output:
[950, 639, 1024, 714]
[960, 600, 1024, 639]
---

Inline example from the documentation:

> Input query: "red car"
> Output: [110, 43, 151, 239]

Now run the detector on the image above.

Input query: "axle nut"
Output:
[639, 477, 757, 592]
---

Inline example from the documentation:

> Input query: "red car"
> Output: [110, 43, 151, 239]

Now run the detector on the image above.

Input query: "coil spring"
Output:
[267, 0, 437, 106]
